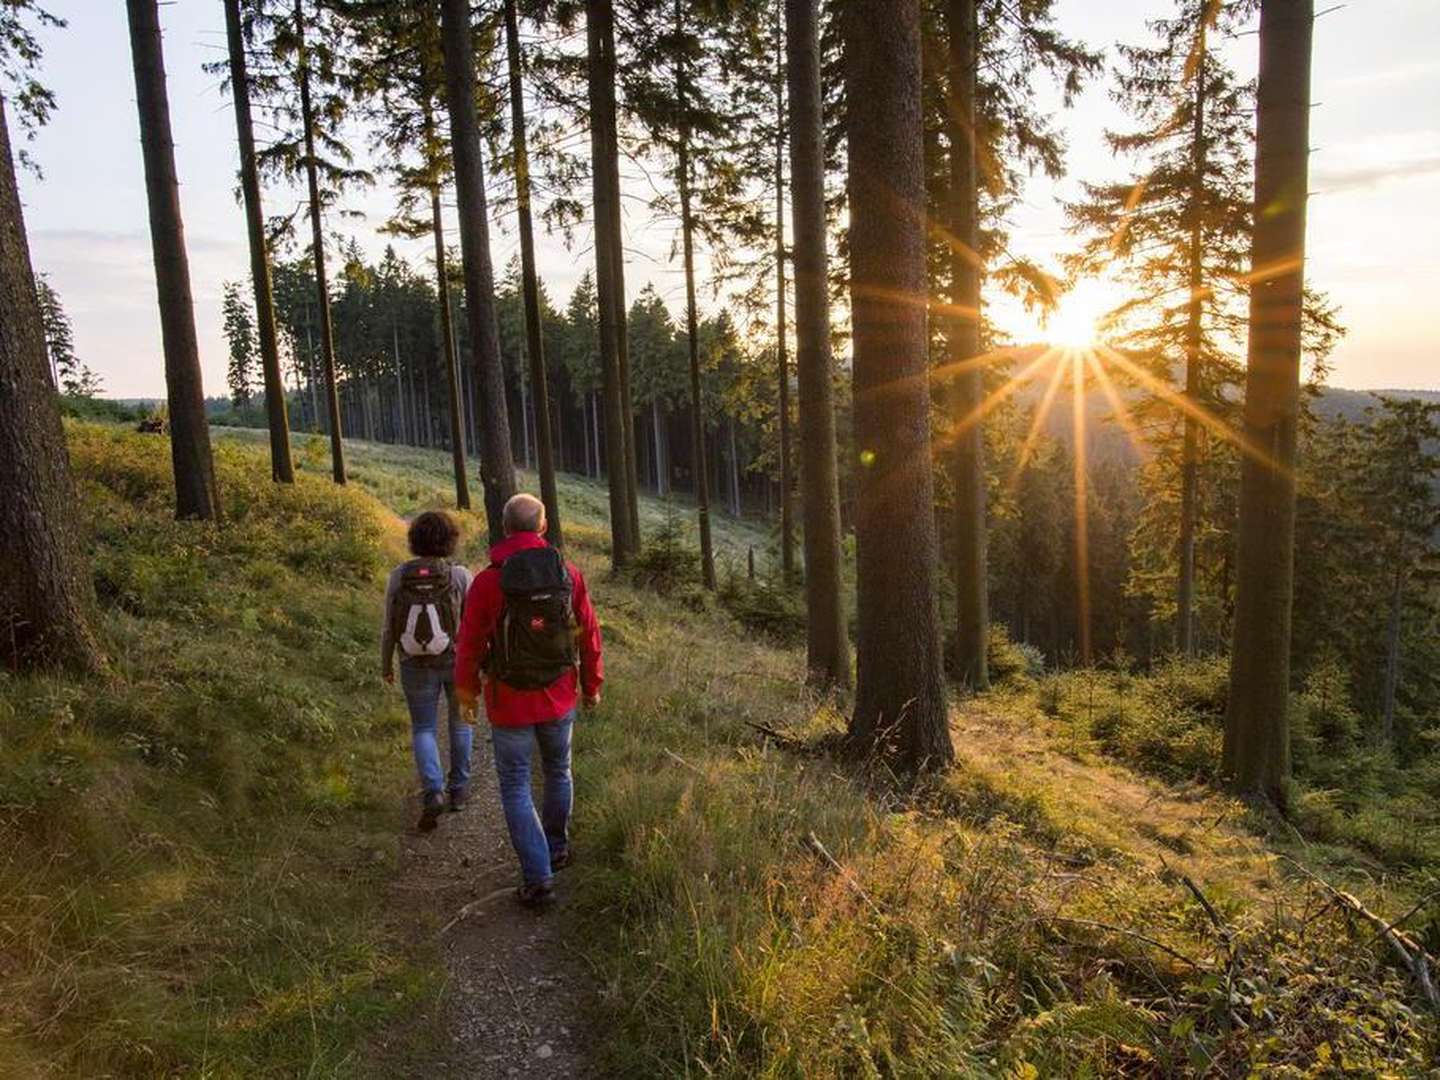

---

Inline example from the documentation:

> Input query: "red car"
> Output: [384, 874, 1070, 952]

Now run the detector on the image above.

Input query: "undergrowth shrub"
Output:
[986, 624, 1046, 684]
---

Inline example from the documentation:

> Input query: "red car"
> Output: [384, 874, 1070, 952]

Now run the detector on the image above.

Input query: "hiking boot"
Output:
[417, 792, 446, 832]
[550, 847, 573, 872]
[448, 787, 469, 813]
[515, 880, 555, 908]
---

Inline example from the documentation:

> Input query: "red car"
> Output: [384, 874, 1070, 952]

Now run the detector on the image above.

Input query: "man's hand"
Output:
[383, 671, 395, 686]
[457, 687, 479, 725]
[582, 692, 601, 712]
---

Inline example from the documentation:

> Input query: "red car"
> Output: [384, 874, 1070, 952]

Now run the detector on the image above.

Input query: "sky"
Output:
[15, 0, 1440, 399]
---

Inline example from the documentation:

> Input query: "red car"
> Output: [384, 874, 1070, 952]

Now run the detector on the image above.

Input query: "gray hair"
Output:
[502, 493, 546, 535]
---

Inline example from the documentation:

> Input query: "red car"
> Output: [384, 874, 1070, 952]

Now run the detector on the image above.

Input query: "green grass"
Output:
[5, 422, 1434, 1076]
[0, 424, 426, 1076]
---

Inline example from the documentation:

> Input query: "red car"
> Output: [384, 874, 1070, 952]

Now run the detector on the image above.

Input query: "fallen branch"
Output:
[805, 831, 884, 917]
[743, 718, 799, 744]
[662, 747, 704, 776]
[438, 886, 514, 934]
[1282, 856, 1440, 1013]
[1161, 856, 1230, 943]
[1044, 916, 1204, 971]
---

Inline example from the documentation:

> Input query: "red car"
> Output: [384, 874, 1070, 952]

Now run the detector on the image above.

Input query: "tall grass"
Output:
[0, 424, 431, 1075]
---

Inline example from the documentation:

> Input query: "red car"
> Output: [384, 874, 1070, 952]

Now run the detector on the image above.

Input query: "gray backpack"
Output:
[391, 559, 458, 666]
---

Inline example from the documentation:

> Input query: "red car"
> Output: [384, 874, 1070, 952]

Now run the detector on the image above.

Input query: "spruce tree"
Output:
[127, 0, 221, 520]
[1223, 0, 1315, 806]
[845, 0, 952, 773]
[0, 9, 104, 672]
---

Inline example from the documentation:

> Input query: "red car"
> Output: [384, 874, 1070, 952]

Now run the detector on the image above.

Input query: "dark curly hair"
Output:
[408, 510, 460, 558]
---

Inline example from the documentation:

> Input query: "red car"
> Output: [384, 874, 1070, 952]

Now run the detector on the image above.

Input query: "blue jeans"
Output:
[399, 663, 472, 797]
[491, 712, 574, 886]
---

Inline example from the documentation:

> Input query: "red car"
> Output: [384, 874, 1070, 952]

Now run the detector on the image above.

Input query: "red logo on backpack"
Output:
[530, 615, 546, 632]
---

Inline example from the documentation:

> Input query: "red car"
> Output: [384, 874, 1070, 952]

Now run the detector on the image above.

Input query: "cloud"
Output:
[1331, 60, 1440, 91]
[1314, 154, 1440, 193]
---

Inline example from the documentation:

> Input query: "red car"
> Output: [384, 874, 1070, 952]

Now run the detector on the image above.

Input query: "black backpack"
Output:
[487, 546, 577, 689]
[391, 558, 459, 667]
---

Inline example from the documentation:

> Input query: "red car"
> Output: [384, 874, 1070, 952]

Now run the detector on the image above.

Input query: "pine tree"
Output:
[785, 0, 849, 687]
[845, 0, 952, 772]
[944, 0, 988, 690]
[249, 0, 372, 484]
[222, 279, 257, 406]
[923, 0, 1098, 687]
[126, 0, 220, 521]
[220, 0, 293, 482]
[0, 11, 104, 672]
[1361, 399, 1440, 743]
[34, 273, 99, 395]
[586, 0, 639, 566]
[1066, 0, 1253, 654]
[341, 0, 470, 507]
[1223, 0, 1315, 806]
[503, 0, 563, 547]
[439, 0, 517, 540]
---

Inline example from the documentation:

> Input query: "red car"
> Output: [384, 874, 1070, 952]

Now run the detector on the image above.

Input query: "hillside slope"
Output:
[2, 424, 1433, 1077]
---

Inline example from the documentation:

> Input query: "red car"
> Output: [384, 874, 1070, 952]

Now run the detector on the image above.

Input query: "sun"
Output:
[1043, 280, 1111, 350]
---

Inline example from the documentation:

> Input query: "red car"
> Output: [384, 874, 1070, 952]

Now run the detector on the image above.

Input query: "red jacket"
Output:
[454, 532, 603, 727]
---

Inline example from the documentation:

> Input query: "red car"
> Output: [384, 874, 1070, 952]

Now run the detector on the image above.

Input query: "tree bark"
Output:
[294, 0, 345, 484]
[946, 0, 988, 690]
[1177, 18, 1209, 657]
[223, 0, 293, 484]
[774, 11, 795, 584]
[786, 0, 848, 686]
[674, 0, 716, 589]
[127, 0, 221, 519]
[0, 96, 104, 672]
[1382, 558, 1402, 744]
[504, 0, 564, 546]
[440, 0, 517, 541]
[586, 0, 638, 566]
[844, 0, 952, 772]
[1222, 0, 1313, 806]
[728, 417, 741, 516]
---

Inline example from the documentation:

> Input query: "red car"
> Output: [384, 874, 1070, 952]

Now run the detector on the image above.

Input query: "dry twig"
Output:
[1281, 855, 1440, 1013]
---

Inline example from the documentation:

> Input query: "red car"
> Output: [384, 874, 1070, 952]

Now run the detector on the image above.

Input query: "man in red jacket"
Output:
[455, 493, 603, 906]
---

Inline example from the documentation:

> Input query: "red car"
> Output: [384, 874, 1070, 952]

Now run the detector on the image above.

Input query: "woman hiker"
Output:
[381, 510, 475, 831]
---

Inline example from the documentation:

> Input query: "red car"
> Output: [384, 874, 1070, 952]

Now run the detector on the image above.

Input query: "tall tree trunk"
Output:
[1177, 19, 1209, 657]
[420, 352, 434, 448]
[844, 0, 952, 772]
[945, 0, 989, 691]
[294, 0, 345, 484]
[223, 0, 292, 483]
[392, 322, 407, 445]
[304, 306, 320, 432]
[728, 417, 741, 516]
[1382, 559, 1403, 744]
[674, 0, 716, 588]
[431, 190, 469, 507]
[1222, 0, 1313, 807]
[0, 97, 104, 672]
[786, 0, 848, 686]
[651, 398, 667, 495]
[504, 0, 564, 546]
[774, 11, 795, 584]
[592, 391, 602, 478]
[127, 0, 221, 520]
[586, 0, 638, 565]
[440, 0, 517, 542]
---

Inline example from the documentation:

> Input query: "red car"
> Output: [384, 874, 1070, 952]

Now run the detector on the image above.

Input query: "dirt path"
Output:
[376, 728, 595, 1078]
